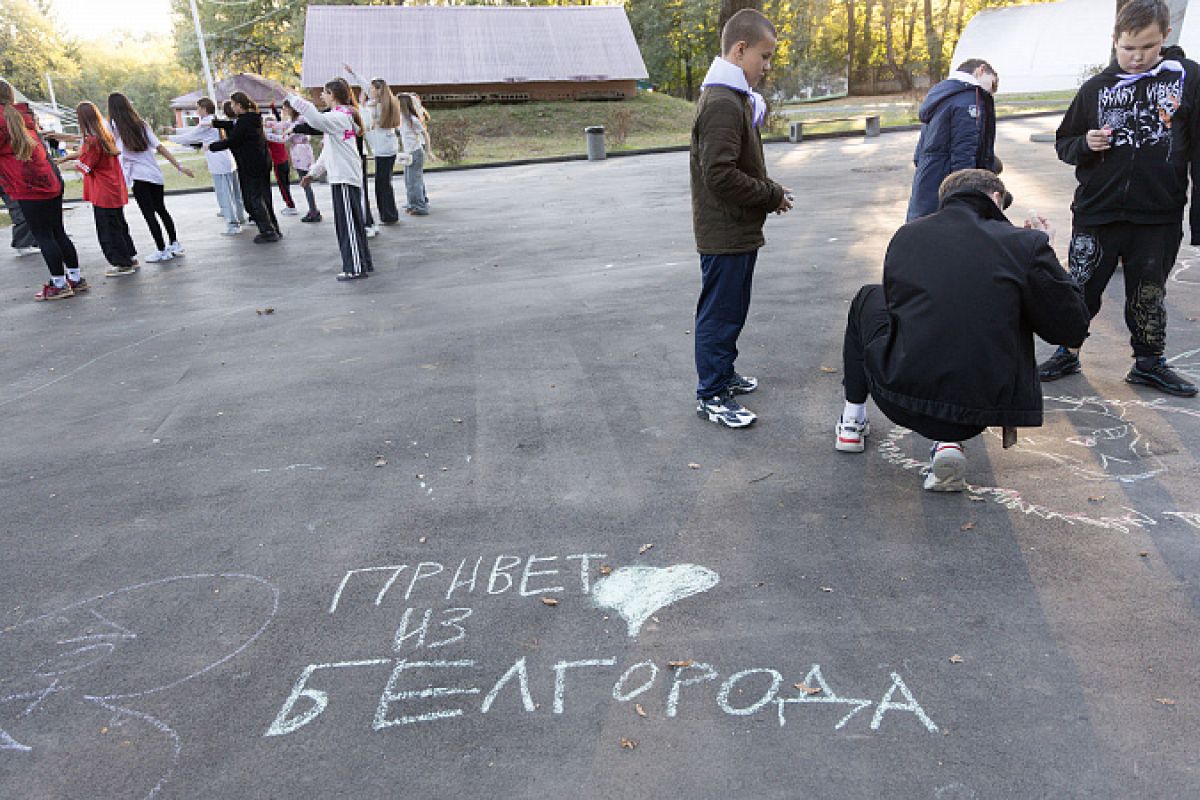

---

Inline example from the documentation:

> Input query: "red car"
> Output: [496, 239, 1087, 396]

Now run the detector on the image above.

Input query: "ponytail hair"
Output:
[76, 101, 118, 156]
[230, 91, 257, 113]
[107, 92, 150, 152]
[0, 80, 36, 162]
[324, 79, 363, 133]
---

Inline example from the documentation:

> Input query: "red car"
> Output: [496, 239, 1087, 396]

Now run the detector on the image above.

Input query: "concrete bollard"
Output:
[585, 126, 606, 160]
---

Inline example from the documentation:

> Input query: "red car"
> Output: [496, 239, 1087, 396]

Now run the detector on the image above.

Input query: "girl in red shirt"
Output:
[62, 101, 138, 277]
[0, 79, 82, 300]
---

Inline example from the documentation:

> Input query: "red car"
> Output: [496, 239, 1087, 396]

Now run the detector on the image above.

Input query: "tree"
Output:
[0, 0, 78, 100]
[170, 0, 310, 83]
[717, 0, 763, 39]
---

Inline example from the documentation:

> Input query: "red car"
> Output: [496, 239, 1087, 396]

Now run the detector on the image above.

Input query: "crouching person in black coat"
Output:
[835, 169, 1091, 491]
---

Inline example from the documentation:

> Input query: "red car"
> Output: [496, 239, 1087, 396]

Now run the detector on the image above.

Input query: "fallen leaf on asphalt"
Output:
[599, 564, 613, 575]
[1156, 698, 1176, 706]
[416, 473, 425, 480]
[418, 537, 427, 544]
[819, 366, 838, 373]
[374, 456, 387, 467]
[100, 726, 109, 734]
[820, 586, 833, 593]
[793, 683, 821, 695]
[635, 704, 647, 718]
[687, 463, 701, 470]
[639, 543, 654, 554]
[1139, 551, 1149, 557]
[949, 655, 964, 664]
[452, 418, 463, 423]
[961, 522, 975, 531]
[668, 660, 694, 669]
[255, 307, 275, 315]
[968, 495, 985, 503]
[1088, 495, 1105, 503]
[542, 597, 559, 607]
[620, 738, 637, 749]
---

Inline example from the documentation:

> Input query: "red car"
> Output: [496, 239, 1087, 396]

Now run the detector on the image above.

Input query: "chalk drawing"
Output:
[591, 564, 720, 637]
[1, 573, 278, 800]
[776, 665, 874, 730]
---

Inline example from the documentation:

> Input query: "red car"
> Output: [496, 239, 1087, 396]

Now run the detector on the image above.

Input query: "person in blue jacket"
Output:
[906, 59, 999, 221]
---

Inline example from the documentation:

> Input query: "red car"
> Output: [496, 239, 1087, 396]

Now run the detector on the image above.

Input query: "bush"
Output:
[433, 117, 472, 164]
[608, 107, 634, 146]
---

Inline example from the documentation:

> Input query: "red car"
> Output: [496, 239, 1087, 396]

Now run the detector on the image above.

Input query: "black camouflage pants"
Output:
[1068, 220, 1182, 358]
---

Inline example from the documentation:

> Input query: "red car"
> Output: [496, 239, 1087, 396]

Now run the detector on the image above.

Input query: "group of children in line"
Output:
[0, 71, 434, 296]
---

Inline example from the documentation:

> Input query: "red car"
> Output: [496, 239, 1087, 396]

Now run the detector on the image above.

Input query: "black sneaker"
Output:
[728, 373, 759, 395]
[1125, 357, 1198, 397]
[253, 232, 281, 244]
[1038, 346, 1081, 381]
[696, 391, 757, 428]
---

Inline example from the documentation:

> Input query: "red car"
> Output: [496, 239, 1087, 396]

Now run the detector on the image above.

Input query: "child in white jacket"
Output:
[170, 97, 245, 235]
[290, 80, 373, 281]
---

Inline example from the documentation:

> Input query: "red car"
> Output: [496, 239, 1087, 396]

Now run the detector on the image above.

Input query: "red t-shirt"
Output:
[0, 103, 62, 201]
[267, 139, 289, 165]
[78, 136, 128, 208]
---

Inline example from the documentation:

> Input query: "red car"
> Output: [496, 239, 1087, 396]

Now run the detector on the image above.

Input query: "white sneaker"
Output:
[146, 249, 174, 263]
[222, 224, 242, 236]
[15, 246, 41, 257]
[834, 417, 870, 452]
[168, 241, 185, 256]
[281, 207, 299, 216]
[923, 442, 967, 492]
[364, 225, 379, 238]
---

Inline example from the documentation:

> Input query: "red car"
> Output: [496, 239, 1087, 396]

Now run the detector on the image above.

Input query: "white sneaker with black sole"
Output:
[697, 391, 757, 428]
[923, 442, 966, 492]
[834, 417, 870, 452]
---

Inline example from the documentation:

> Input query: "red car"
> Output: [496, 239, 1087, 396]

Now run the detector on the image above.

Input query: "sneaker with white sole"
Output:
[923, 442, 967, 492]
[15, 246, 40, 257]
[696, 391, 757, 428]
[105, 264, 139, 277]
[168, 241, 185, 256]
[34, 281, 74, 301]
[146, 249, 173, 263]
[222, 224, 242, 236]
[834, 417, 870, 452]
[364, 225, 379, 238]
[281, 207, 299, 216]
[728, 373, 758, 395]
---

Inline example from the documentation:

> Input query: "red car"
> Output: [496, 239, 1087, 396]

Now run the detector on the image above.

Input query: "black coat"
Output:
[209, 112, 272, 176]
[865, 190, 1090, 428]
[1056, 45, 1200, 242]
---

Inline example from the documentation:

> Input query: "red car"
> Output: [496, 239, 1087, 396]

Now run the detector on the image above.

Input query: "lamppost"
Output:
[188, 0, 218, 102]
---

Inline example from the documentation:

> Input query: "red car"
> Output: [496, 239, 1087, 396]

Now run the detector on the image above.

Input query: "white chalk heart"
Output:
[591, 564, 720, 637]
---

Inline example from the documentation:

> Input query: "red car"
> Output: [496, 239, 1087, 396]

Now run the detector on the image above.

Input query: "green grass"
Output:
[28, 89, 1073, 197]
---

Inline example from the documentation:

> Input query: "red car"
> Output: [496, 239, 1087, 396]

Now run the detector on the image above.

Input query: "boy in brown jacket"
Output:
[692, 9, 792, 428]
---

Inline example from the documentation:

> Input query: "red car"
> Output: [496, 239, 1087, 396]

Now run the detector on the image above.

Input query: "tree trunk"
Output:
[857, 0, 876, 81]
[846, 0, 858, 85]
[882, 0, 914, 91]
[923, 0, 943, 82]
[718, 0, 763, 40]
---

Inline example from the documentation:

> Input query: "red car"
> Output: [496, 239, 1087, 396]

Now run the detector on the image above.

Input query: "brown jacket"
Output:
[690, 85, 784, 254]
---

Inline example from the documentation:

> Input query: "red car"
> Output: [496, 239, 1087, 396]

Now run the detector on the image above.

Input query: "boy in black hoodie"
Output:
[1039, 0, 1200, 396]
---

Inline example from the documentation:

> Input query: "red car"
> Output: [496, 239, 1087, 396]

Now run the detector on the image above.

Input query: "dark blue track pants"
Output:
[695, 250, 757, 398]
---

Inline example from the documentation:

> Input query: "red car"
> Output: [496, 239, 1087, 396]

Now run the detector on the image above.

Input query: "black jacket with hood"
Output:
[1057, 45, 1200, 241]
[865, 189, 1090, 428]
[906, 75, 997, 221]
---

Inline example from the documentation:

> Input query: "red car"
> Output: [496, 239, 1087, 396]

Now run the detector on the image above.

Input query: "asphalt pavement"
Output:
[2, 118, 1198, 799]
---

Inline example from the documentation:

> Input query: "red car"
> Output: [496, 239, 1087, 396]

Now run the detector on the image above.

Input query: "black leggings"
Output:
[273, 161, 295, 208]
[131, 180, 177, 251]
[17, 195, 77, 278]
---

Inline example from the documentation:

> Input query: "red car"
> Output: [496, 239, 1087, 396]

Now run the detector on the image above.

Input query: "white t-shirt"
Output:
[399, 113, 425, 154]
[113, 122, 164, 185]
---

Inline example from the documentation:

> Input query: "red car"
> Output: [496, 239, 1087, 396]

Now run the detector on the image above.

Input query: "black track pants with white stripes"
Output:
[331, 183, 373, 276]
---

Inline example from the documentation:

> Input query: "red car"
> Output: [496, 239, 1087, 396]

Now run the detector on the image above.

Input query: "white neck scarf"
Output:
[701, 56, 767, 128]
[1114, 58, 1185, 89]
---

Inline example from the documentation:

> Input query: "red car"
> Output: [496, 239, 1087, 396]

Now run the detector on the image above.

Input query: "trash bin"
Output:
[585, 126, 606, 161]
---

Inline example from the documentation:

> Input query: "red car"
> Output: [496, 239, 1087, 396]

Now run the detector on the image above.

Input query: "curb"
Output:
[59, 108, 1064, 201]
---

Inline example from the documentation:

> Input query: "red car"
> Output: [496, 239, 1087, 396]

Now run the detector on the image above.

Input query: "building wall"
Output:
[303, 80, 638, 104]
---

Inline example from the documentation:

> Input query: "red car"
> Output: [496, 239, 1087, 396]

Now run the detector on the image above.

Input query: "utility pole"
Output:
[189, 0, 218, 102]
[44, 73, 57, 110]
